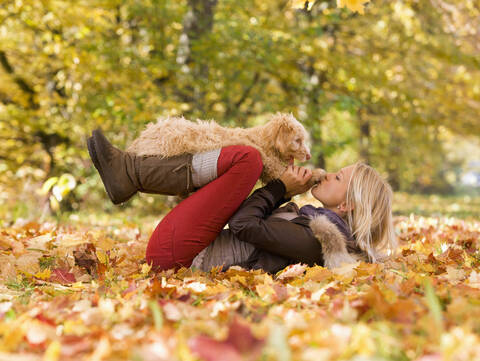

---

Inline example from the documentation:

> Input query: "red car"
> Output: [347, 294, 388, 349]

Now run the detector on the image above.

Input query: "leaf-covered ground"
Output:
[1, 215, 480, 361]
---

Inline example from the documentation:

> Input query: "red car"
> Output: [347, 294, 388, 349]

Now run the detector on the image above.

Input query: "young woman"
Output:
[88, 129, 397, 273]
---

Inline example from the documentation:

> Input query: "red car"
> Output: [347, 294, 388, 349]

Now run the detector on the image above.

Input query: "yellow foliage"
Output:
[34, 268, 51, 280]
[337, 0, 371, 14]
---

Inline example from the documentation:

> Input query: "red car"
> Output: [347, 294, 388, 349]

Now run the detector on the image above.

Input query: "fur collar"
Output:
[309, 215, 366, 269]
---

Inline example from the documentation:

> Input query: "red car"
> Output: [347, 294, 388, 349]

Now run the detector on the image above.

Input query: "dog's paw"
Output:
[312, 168, 326, 182]
[308, 168, 326, 188]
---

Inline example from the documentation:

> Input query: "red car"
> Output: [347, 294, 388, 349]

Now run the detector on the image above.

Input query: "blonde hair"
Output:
[345, 162, 397, 263]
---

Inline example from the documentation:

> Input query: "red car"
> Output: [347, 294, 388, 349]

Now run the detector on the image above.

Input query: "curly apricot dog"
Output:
[127, 112, 325, 184]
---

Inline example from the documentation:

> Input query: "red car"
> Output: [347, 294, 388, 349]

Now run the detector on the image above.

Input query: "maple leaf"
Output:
[73, 244, 98, 276]
[304, 266, 332, 282]
[34, 268, 52, 280]
[337, 0, 370, 14]
[2, 214, 480, 359]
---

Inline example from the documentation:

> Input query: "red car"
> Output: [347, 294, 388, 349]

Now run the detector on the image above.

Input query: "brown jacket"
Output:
[191, 180, 365, 273]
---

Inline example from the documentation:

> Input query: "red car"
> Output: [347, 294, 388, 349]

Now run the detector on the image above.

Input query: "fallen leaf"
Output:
[49, 268, 76, 284]
[276, 263, 307, 281]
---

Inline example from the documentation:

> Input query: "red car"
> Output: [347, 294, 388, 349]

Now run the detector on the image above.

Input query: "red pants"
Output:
[146, 146, 263, 271]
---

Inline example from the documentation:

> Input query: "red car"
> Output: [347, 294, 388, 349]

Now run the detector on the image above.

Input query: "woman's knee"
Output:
[240, 145, 263, 173]
[220, 145, 263, 175]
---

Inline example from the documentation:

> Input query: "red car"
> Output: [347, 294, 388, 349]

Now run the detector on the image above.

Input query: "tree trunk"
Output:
[359, 108, 370, 164]
[176, 0, 218, 113]
[386, 134, 401, 191]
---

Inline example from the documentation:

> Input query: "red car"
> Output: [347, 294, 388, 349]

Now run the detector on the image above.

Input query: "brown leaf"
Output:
[402, 249, 416, 256]
[73, 244, 97, 276]
[444, 248, 464, 264]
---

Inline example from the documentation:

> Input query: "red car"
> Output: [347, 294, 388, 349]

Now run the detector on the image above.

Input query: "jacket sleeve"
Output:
[228, 179, 324, 266]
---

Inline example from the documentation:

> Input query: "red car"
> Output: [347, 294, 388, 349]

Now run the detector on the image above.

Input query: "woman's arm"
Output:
[228, 180, 324, 265]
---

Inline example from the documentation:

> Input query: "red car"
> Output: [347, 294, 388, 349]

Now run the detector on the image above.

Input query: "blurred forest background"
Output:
[0, 0, 479, 223]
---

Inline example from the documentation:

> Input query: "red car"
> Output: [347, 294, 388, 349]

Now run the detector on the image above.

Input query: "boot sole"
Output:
[87, 134, 122, 205]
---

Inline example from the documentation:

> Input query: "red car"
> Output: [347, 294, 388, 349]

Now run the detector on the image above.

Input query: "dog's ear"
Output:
[264, 113, 283, 137]
[266, 113, 295, 155]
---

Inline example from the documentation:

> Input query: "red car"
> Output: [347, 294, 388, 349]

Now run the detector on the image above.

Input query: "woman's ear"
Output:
[339, 201, 354, 213]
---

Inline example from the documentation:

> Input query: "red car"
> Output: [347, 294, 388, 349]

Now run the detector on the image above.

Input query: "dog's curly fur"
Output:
[127, 112, 325, 184]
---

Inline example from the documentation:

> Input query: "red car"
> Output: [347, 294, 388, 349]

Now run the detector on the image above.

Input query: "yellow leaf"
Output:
[96, 237, 115, 251]
[230, 275, 248, 287]
[41, 177, 58, 195]
[304, 266, 333, 282]
[141, 262, 152, 275]
[63, 319, 89, 336]
[355, 262, 379, 277]
[0, 324, 23, 352]
[34, 268, 51, 280]
[71, 281, 86, 289]
[254, 273, 274, 285]
[96, 250, 108, 265]
[256, 284, 274, 300]
[418, 263, 435, 273]
[27, 234, 52, 251]
[349, 324, 375, 356]
[332, 261, 360, 282]
[203, 284, 229, 295]
[337, 0, 370, 14]
[177, 334, 196, 361]
[44, 340, 61, 361]
[57, 233, 89, 247]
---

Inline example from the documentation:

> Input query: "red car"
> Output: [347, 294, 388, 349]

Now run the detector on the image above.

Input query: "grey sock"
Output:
[192, 148, 221, 188]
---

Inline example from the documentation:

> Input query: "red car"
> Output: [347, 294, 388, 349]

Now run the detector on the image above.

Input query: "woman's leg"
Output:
[88, 129, 196, 204]
[190, 229, 260, 272]
[146, 145, 263, 271]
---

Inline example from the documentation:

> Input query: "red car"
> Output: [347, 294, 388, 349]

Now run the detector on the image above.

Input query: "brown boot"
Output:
[87, 128, 195, 205]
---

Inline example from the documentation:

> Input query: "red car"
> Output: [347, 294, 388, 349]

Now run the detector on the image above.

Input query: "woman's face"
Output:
[311, 165, 355, 208]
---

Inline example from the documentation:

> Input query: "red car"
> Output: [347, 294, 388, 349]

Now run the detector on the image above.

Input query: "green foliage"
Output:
[393, 192, 480, 220]
[0, 0, 479, 218]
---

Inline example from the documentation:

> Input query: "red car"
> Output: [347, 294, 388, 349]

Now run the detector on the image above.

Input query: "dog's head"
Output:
[265, 113, 311, 163]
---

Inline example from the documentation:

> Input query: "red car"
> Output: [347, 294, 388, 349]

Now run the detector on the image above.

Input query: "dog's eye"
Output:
[295, 138, 301, 143]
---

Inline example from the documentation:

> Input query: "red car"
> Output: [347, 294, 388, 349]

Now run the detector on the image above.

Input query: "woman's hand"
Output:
[279, 165, 313, 198]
